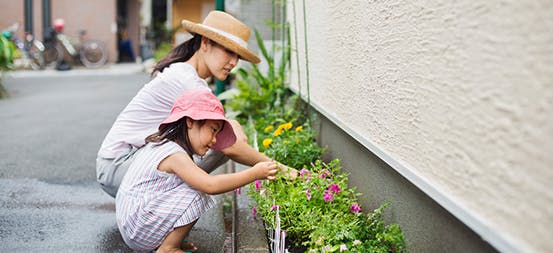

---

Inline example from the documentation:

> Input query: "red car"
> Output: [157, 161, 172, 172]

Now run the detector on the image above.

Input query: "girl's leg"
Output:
[156, 220, 198, 253]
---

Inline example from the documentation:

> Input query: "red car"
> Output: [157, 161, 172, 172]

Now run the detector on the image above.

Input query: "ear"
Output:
[186, 117, 194, 129]
[200, 37, 211, 52]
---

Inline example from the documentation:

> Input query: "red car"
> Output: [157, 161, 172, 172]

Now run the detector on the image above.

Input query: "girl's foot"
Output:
[181, 239, 198, 252]
[155, 247, 186, 253]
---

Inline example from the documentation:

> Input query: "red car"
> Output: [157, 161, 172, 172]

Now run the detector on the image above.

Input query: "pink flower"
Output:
[254, 180, 262, 191]
[320, 170, 330, 179]
[323, 190, 334, 202]
[303, 190, 312, 200]
[252, 206, 257, 218]
[300, 168, 311, 181]
[329, 184, 341, 194]
[270, 205, 280, 211]
[260, 189, 266, 195]
[234, 187, 241, 195]
[350, 203, 362, 214]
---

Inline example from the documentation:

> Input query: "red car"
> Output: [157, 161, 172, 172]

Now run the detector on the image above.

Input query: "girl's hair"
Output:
[145, 117, 206, 156]
[152, 34, 203, 75]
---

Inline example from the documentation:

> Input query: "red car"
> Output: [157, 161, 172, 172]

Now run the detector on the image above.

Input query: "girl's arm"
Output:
[159, 152, 278, 195]
[222, 133, 298, 179]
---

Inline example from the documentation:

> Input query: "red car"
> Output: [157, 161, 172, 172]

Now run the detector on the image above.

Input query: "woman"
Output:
[97, 11, 293, 198]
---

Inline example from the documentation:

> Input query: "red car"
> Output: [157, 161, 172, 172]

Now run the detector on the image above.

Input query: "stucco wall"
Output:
[288, 1, 553, 252]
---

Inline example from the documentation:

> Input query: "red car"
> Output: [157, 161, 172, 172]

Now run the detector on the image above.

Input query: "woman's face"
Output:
[204, 40, 239, 80]
[187, 119, 224, 156]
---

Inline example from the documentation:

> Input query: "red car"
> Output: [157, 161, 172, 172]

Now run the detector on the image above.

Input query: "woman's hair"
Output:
[145, 117, 206, 156]
[152, 34, 203, 75]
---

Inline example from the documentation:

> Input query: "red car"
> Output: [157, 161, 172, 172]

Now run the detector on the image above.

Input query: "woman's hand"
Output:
[276, 162, 299, 180]
[253, 161, 278, 180]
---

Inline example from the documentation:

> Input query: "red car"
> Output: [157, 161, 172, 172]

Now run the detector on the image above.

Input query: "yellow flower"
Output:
[264, 125, 274, 132]
[273, 128, 283, 136]
[262, 138, 273, 147]
[295, 126, 303, 132]
[283, 140, 289, 144]
[282, 122, 293, 130]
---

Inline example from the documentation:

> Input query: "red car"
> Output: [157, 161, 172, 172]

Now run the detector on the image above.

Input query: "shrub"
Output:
[0, 34, 15, 99]
[249, 160, 406, 252]
[256, 120, 323, 170]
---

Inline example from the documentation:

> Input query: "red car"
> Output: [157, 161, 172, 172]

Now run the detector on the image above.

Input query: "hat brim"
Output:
[182, 20, 260, 64]
[160, 111, 237, 151]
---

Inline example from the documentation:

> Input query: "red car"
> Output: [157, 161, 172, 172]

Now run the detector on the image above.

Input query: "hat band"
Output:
[198, 24, 248, 48]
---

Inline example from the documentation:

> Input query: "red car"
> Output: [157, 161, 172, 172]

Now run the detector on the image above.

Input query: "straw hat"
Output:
[160, 89, 236, 150]
[182, 11, 260, 64]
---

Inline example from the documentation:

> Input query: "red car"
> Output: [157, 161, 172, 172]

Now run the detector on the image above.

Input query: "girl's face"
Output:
[186, 119, 224, 156]
[204, 40, 239, 80]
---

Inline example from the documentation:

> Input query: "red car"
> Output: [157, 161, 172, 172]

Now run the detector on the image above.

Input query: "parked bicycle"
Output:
[43, 19, 107, 68]
[1, 23, 45, 70]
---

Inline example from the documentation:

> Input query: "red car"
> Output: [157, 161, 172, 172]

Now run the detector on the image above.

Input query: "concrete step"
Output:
[187, 166, 227, 253]
[233, 163, 270, 253]
[188, 162, 270, 253]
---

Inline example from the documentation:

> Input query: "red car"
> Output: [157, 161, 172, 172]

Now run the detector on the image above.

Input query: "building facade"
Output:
[288, 1, 553, 253]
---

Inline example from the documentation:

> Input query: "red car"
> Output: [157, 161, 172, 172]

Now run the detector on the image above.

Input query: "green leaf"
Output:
[217, 88, 240, 100]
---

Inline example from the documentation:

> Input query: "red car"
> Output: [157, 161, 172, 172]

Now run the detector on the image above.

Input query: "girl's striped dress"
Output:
[115, 141, 215, 252]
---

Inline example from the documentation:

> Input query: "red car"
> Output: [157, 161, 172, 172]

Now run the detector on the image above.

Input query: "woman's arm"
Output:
[222, 120, 299, 179]
[159, 152, 278, 195]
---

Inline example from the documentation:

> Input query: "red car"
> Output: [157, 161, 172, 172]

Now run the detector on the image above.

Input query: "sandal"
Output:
[181, 239, 198, 252]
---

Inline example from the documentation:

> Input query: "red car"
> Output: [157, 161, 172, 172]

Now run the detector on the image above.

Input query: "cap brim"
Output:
[159, 111, 237, 150]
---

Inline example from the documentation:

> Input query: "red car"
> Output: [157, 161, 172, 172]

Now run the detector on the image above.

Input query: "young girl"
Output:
[116, 89, 278, 253]
[97, 10, 295, 198]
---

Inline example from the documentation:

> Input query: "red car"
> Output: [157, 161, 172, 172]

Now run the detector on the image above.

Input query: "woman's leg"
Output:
[96, 147, 138, 198]
[194, 149, 229, 173]
[156, 220, 198, 253]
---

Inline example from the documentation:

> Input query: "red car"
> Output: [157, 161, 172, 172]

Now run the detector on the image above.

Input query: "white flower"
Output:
[340, 244, 348, 251]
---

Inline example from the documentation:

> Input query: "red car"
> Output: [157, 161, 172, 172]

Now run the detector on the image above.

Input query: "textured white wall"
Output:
[288, 1, 553, 252]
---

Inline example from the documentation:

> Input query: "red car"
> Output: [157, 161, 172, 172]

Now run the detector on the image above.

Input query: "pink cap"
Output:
[160, 89, 236, 150]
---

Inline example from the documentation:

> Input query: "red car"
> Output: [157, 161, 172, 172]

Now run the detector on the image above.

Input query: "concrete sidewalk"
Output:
[5, 62, 149, 79]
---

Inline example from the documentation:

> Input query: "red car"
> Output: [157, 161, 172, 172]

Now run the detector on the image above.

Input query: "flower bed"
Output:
[248, 122, 406, 252]
[220, 26, 407, 252]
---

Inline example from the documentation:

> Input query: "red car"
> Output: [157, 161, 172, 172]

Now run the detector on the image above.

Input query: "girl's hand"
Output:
[253, 161, 278, 180]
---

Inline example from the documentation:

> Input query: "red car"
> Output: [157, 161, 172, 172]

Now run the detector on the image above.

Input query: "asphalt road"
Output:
[0, 67, 226, 252]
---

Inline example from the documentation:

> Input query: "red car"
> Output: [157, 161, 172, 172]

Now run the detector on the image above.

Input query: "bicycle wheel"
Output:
[43, 43, 63, 68]
[80, 40, 107, 68]
[27, 40, 45, 70]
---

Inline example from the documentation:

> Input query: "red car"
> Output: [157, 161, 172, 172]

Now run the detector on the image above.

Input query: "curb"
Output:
[234, 163, 270, 253]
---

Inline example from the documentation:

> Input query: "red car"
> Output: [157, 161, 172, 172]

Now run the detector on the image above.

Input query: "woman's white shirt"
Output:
[98, 62, 210, 159]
